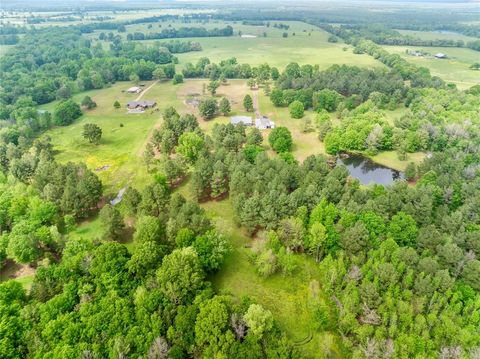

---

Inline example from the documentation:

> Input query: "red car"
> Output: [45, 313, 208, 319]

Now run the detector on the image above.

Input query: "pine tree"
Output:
[219, 97, 231, 115]
[243, 95, 254, 112]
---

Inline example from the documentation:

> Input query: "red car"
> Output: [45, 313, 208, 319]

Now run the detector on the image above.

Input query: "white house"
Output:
[434, 53, 447, 59]
[255, 116, 275, 130]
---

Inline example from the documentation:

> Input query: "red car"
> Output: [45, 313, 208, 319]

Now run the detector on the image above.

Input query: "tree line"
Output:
[126, 25, 234, 41]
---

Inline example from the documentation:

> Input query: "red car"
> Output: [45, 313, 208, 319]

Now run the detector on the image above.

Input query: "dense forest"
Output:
[1, 3, 480, 358]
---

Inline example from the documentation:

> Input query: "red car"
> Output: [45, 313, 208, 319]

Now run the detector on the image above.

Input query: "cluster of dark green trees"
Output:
[182, 57, 277, 81]
[126, 25, 233, 41]
[0, 136, 102, 267]
[1, 182, 296, 357]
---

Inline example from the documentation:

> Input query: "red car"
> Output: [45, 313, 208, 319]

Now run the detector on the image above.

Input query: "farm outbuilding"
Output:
[434, 53, 447, 59]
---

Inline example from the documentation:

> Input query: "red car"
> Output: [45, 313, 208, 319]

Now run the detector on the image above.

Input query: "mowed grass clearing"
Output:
[382, 45, 480, 89]
[39, 81, 184, 194]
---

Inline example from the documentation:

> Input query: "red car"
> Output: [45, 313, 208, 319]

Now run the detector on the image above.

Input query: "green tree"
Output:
[289, 100, 304, 119]
[82, 123, 102, 144]
[243, 144, 264, 164]
[53, 99, 82, 126]
[177, 132, 205, 163]
[404, 162, 416, 181]
[129, 73, 140, 84]
[388, 212, 418, 247]
[313, 89, 342, 112]
[244, 304, 273, 339]
[6, 221, 40, 264]
[268, 127, 293, 153]
[207, 80, 220, 96]
[113, 100, 121, 109]
[153, 66, 167, 81]
[270, 67, 280, 80]
[122, 187, 141, 214]
[195, 296, 234, 357]
[134, 215, 164, 244]
[173, 73, 184, 85]
[199, 98, 218, 119]
[210, 161, 228, 199]
[81, 96, 97, 110]
[243, 94, 254, 112]
[56, 85, 71, 100]
[246, 128, 263, 146]
[193, 230, 230, 272]
[157, 247, 205, 305]
[270, 89, 284, 107]
[99, 204, 124, 239]
[128, 240, 165, 276]
[219, 97, 231, 115]
[462, 260, 480, 290]
[309, 222, 327, 262]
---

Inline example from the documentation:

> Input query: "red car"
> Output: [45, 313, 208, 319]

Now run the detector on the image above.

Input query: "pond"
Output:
[337, 154, 404, 186]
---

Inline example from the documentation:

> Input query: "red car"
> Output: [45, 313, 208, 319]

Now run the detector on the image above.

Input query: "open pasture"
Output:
[382, 45, 480, 89]
[85, 20, 384, 70]
[397, 29, 478, 42]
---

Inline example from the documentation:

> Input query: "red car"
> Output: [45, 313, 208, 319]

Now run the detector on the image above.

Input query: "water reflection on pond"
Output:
[337, 154, 404, 186]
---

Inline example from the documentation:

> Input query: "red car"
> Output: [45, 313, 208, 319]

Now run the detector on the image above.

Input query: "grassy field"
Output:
[397, 29, 478, 42]
[86, 20, 384, 70]
[371, 151, 426, 172]
[382, 45, 480, 89]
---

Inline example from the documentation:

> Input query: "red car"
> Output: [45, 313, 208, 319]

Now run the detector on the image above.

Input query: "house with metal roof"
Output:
[230, 116, 253, 126]
[127, 100, 157, 110]
[434, 53, 447, 59]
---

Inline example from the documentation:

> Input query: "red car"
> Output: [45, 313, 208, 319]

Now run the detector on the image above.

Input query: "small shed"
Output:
[126, 86, 142, 94]
[230, 116, 253, 126]
[434, 53, 447, 59]
[255, 116, 275, 130]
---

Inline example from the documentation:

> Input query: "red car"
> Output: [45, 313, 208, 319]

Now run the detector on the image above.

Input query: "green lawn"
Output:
[382, 45, 480, 89]
[370, 151, 426, 172]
